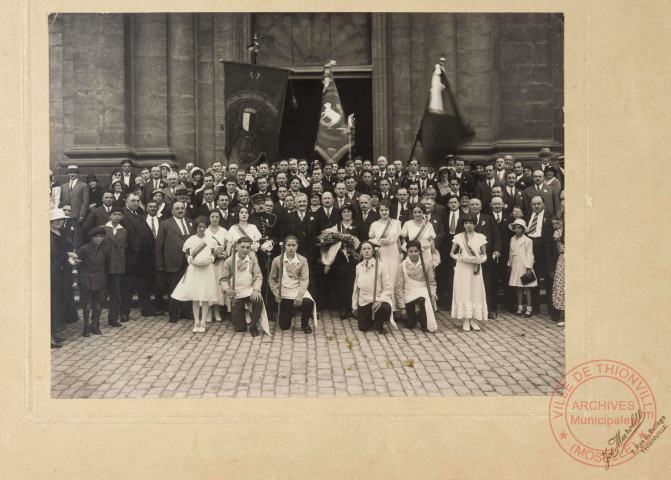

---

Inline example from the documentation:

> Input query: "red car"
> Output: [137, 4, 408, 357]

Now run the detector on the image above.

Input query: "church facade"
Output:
[49, 12, 564, 174]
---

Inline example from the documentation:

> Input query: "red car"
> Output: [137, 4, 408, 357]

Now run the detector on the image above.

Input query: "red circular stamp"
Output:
[549, 360, 657, 469]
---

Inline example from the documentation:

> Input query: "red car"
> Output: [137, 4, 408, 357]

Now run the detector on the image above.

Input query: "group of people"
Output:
[49, 149, 565, 348]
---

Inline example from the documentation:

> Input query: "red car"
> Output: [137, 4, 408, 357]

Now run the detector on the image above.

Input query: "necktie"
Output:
[450, 213, 456, 234]
[496, 213, 501, 223]
[363, 213, 367, 222]
[424, 214, 429, 221]
[326, 209, 330, 219]
[508, 187, 513, 196]
[151, 217, 156, 237]
[70, 180, 75, 190]
[537, 185, 541, 192]
[488, 180, 493, 189]
[528, 213, 538, 234]
[181, 219, 188, 236]
[299, 213, 304, 222]
[106, 207, 110, 214]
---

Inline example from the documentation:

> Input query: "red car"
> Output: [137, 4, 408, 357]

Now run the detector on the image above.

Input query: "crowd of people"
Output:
[49, 150, 565, 348]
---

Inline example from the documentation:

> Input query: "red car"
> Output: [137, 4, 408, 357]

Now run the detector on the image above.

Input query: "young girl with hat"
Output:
[507, 218, 538, 318]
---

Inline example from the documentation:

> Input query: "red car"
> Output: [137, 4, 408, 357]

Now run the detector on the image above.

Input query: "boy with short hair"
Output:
[394, 240, 438, 332]
[76, 226, 110, 336]
[104, 206, 127, 327]
[219, 237, 266, 337]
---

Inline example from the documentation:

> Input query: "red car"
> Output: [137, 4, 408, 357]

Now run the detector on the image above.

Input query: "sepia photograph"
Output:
[48, 12, 565, 399]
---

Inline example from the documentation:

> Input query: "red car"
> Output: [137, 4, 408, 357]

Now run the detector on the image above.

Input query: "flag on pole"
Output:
[224, 62, 289, 168]
[314, 61, 351, 165]
[418, 63, 475, 167]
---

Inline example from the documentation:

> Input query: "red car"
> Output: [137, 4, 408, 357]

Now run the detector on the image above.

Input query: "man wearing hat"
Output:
[536, 147, 554, 172]
[120, 159, 137, 188]
[175, 185, 198, 219]
[76, 225, 110, 336]
[159, 162, 172, 181]
[59, 164, 90, 250]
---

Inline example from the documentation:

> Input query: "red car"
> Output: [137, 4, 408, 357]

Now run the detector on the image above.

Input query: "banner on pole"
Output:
[224, 62, 290, 168]
[418, 63, 475, 167]
[314, 61, 351, 165]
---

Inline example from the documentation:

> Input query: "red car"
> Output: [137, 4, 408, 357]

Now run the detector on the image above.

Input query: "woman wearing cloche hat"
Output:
[507, 219, 538, 318]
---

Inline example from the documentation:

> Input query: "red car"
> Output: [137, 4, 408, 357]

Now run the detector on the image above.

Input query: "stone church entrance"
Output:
[279, 77, 373, 162]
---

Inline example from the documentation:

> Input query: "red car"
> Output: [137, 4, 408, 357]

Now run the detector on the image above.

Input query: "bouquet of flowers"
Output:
[318, 229, 362, 269]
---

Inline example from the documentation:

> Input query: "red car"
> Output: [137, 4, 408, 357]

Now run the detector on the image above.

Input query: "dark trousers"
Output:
[405, 297, 427, 330]
[81, 289, 104, 327]
[51, 272, 70, 335]
[121, 269, 152, 316]
[334, 254, 356, 313]
[279, 298, 314, 330]
[107, 273, 123, 322]
[482, 260, 498, 313]
[530, 238, 550, 313]
[231, 297, 263, 332]
[154, 272, 166, 310]
[357, 302, 391, 332]
[258, 252, 276, 316]
[165, 264, 189, 322]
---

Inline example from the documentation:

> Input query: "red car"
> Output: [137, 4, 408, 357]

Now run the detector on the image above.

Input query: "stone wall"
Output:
[49, 12, 563, 178]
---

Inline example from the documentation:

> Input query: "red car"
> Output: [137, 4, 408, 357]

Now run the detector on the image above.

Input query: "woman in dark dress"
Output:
[86, 173, 103, 212]
[329, 204, 361, 320]
[50, 208, 77, 348]
[434, 167, 454, 207]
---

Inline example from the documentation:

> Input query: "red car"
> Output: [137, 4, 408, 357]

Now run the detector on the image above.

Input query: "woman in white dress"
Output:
[368, 199, 402, 306]
[449, 213, 488, 332]
[204, 209, 228, 321]
[224, 206, 262, 257]
[400, 203, 440, 271]
[171, 216, 220, 333]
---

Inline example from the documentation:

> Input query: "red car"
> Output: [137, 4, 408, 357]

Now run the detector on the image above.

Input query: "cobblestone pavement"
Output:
[51, 308, 565, 399]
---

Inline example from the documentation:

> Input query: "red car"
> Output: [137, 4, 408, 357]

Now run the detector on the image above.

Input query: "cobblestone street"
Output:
[51, 308, 565, 399]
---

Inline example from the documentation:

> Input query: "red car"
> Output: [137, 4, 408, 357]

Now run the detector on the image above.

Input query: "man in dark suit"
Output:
[421, 197, 445, 250]
[525, 195, 555, 316]
[441, 195, 462, 307]
[119, 193, 160, 320]
[501, 172, 526, 216]
[59, 164, 90, 250]
[377, 177, 395, 203]
[475, 163, 503, 209]
[83, 190, 115, 239]
[215, 192, 235, 229]
[143, 166, 168, 206]
[353, 195, 381, 242]
[318, 191, 341, 230]
[457, 198, 502, 318]
[196, 186, 217, 217]
[490, 196, 515, 312]
[230, 189, 252, 220]
[174, 185, 198, 219]
[344, 176, 361, 203]
[120, 159, 137, 189]
[355, 171, 377, 196]
[281, 193, 320, 260]
[390, 187, 411, 223]
[401, 158, 420, 189]
[452, 157, 476, 196]
[515, 163, 534, 191]
[417, 165, 435, 195]
[155, 200, 194, 323]
[333, 182, 358, 212]
[523, 170, 560, 216]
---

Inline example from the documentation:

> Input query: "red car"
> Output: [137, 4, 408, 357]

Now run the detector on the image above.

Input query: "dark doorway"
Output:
[279, 77, 373, 162]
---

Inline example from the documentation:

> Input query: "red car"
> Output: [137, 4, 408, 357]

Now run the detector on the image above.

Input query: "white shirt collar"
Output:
[283, 254, 299, 264]
[105, 221, 124, 231]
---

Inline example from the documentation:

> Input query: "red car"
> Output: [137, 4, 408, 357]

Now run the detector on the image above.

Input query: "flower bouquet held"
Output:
[318, 227, 362, 272]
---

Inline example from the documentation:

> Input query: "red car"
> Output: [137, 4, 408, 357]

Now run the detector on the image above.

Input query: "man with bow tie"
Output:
[155, 201, 195, 323]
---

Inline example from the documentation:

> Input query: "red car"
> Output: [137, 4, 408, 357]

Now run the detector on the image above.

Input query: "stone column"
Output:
[131, 13, 174, 166]
[167, 13, 196, 167]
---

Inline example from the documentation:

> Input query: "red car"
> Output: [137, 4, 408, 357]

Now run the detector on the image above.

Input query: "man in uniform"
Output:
[249, 193, 278, 316]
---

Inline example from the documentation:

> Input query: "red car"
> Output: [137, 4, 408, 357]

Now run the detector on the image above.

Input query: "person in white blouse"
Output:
[401, 203, 440, 271]
[224, 206, 262, 257]
[352, 242, 396, 334]
[368, 199, 402, 306]
[204, 209, 229, 321]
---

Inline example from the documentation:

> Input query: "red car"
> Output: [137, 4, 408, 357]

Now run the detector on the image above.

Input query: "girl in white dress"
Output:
[507, 218, 537, 318]
[204, 209, 228, 321]
[450, 213, 488, 332]
[368, 200, 402, 306]
[401, 203, 440, 271]
[225, 206, 262, 257]
[171, 216, 219, 333]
